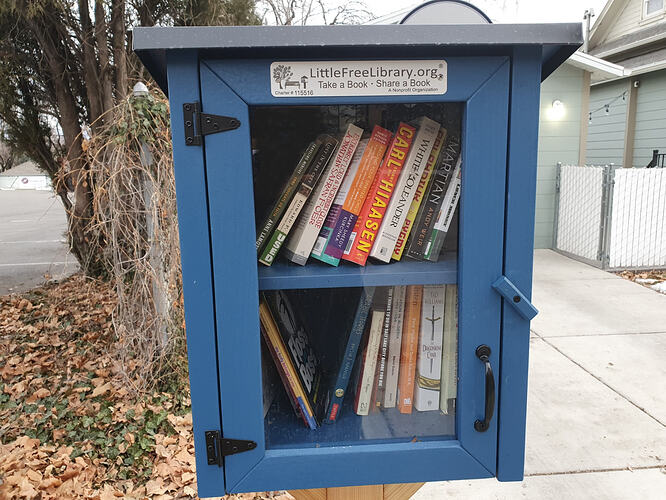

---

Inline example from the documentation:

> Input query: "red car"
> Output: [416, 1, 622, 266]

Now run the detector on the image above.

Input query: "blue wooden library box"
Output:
[134, 23, 581, 497]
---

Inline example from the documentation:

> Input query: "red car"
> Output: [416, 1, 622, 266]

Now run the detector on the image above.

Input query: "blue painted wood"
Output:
[491, 276, 538, 320]
[455, 61, 509, 476]
[258, 253, 457, 290]
[198, 65, 266, 489]
[165, 51, 225, 496]
[496, 46, 543, 482]
[202, 57, 508, 106]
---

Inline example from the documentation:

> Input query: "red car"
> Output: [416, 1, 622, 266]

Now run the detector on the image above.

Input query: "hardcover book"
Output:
[392, 127, 447, 261]
[355, 294, 387, 416]
[406, 133, 461, 260]
[370, 117, 441, 263]
[312, 126, 392, 266]
[414, 285, 445, 411]
[259, 136, 338, 266]
[440, 285, 458, 414]
[283, 124, 363, 265]
[256, 139, 321, 254]
[342, 123, 417, 266]
[424, 155, 462, 262]
[397, 285, 423, 414]
[383, 285, 406, 408]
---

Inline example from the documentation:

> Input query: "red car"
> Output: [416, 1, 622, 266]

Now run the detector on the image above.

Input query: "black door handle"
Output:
[474, 345, 495, 432]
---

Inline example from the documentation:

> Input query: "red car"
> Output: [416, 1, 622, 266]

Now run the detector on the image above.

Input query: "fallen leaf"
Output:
[91, 382, 112, 398]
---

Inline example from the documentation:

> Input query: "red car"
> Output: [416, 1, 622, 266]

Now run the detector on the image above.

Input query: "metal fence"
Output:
[554, 164, 666, 270]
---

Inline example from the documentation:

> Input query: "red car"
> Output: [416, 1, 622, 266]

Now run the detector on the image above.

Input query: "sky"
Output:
[363, 0, 610, 24]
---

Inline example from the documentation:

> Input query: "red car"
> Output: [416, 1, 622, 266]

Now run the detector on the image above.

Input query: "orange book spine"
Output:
[342, 123, 417, 266]
[397, 285, 423, 414]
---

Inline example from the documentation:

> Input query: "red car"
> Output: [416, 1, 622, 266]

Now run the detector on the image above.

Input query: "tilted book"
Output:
[323, 286, 375, 424]
[440, 285, 458, 414]
[397, 285, 423, 414]
[370, 117, 441, 263]
[414, 285, 445, 412]
[313, 126, 392, 266]
[259, 136, 338, 266]
[424, 155, 462, 262]
[283, 124, 363, 265]
[392, 127, 447, 261]
[256, 139, 321, 255]
[354, 296, 387, 416]
[342, 123, 417, 266]
[383, 285, 406, 408]
[406, 133, 461, 260]
[374, 286, 393, 410]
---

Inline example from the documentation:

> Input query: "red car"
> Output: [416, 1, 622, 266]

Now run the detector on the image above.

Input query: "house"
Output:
[586, 0, 666, 168]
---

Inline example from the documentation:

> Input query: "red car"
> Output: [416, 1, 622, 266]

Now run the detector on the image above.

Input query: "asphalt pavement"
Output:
[0, 189, 78, 295]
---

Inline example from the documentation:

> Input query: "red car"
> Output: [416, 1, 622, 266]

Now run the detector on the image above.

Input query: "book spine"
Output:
[259, 137, 338, 266]
[397, 285, 423, 414]
[256, 140, 321, 254]
[414, 285, 445, 411]
[440, 284, 458, 414]
[406, 133, 461, 260]
[324, 286, 376, 423]
[355, 308, 385, 416]
[370, 117, 441, 262]
[320, 126, 392, 265]
[342, 123, 417, 266]
[392, 127, 447, 261]
[283, 124, 363, 265]
[311, 140, 368, 263]
[424, 155, 462, 262]
[383, 285, 406, 408]
[374, 286, 393, 409]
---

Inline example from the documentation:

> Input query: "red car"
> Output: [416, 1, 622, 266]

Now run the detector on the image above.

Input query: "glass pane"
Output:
[646, 0, 663, 15]
[251, 103, 462, 448]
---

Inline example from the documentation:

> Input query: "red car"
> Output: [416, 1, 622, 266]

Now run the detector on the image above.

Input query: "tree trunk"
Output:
[95, 0, 115, 115]
[78, 0, 103, 126]
[112, 0, 128, 99]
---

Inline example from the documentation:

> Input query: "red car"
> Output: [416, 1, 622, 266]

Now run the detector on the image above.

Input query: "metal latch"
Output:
[205, 430, 256, 466]
[491, 276, 538, 320]
[183, 102, 240, 146]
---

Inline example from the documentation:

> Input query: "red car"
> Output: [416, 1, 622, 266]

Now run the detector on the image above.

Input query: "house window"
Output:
[644, 0, 664, 17]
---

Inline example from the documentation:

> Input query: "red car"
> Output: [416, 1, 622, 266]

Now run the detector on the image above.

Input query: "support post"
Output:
[289, 483, 424, 500]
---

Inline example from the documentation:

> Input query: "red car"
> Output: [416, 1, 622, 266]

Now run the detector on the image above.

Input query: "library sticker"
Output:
[270, 60, 447, 97]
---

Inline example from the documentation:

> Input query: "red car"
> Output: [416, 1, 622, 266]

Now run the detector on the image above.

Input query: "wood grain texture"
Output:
[384, 483, 425, 500]
[289, 488, 327, 500]
[328, 485, 383, 500]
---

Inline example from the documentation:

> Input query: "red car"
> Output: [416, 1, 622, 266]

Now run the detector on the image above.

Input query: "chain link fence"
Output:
[554, 164, 666, 270]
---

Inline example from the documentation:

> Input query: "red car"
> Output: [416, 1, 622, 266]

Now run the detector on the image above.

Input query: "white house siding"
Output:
[604, 0, 643, 42]
[586, 79, 628, 166]
[534, 64, 585, 249]
[632, 69, 666, 167]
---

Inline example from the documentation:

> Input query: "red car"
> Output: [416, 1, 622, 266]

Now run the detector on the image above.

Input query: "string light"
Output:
[587, 91, 628, 124]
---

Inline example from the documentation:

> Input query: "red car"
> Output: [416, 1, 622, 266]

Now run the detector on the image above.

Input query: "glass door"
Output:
[199, 56, 509, 493]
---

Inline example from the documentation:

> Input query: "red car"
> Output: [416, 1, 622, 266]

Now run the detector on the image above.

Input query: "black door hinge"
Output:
[183, 102, 240, 146]
[205, 430, 256, 467]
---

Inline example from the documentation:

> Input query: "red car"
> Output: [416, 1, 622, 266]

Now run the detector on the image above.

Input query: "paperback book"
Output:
[440, 285, 458, 414]
[397, 285, 423, 414]
[374, 286, 394, 409]
[383, 285, 406, 408]
[424, 155, 462, 262]
[414, 285, 445, 411]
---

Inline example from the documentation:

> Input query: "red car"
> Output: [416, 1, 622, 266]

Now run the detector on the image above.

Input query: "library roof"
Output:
[133, 24, 582, 94]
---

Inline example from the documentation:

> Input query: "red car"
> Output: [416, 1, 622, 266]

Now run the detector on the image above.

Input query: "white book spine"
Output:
[432, 156, 462, 233]
[383, 285, 406, 408]
[440, 285, 458, 414]
[284, 124, 363, 265]
[355, 309, 385, 416]
[414, 285, 445, 412]
[370, 117, 441, 262]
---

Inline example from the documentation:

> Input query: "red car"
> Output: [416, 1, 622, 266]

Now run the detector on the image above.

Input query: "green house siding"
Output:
[534, 64, 585, 249]
[586, 80, 628, 166]
[633, 69, 666, 168]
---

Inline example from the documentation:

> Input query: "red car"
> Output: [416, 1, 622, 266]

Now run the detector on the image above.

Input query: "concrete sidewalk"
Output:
[414, 249, 666, 499]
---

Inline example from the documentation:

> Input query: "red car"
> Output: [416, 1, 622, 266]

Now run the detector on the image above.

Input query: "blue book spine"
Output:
[324, 286, 376, 423]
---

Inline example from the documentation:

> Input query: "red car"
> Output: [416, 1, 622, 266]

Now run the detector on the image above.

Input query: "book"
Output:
[283, 124, 363, 265]
[323, 286, 376, 423]
[342, 123, 417, 266]
[260, 338, 279, 418]
[354, 296, 387, 416]
[370, 117, 441, 263]
[263, 290, 327, 427]
[312, 126, 392, 266]
[440, 285, 458, 414]
[414, 285, 445, 411]
[374, 286, 393, 410]
[424, 155, 462, 262]
[259, 298, 316, 429]
[255, 139, 321, 254]
[259, 136, 338, 266]
[406, 133, 461, 260]
[397, 285, 423, 414]
[392, 127, 447, 261]
[383, 285, 406, 408]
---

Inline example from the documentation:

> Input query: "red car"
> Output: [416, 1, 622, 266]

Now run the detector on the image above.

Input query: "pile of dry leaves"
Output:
[618, 269, 666, 294]
[0, 274, 290, 500]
